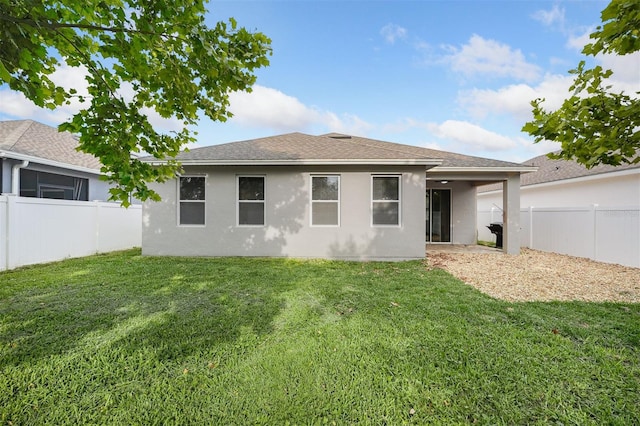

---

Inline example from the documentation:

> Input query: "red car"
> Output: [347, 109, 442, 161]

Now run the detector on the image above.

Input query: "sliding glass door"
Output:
[426, 189, 451, 242]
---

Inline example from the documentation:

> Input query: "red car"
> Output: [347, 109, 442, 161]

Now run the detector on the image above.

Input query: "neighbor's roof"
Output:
[144, 132, 530, 170]
[0, 120, 102, 172]
[478, 151, 640, 192]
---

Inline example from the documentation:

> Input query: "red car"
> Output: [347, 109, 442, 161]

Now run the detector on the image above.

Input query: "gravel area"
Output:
[426, 248, 640, 303]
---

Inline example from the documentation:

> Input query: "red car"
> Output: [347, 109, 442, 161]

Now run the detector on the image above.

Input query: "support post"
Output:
[502, 174, 521, 255]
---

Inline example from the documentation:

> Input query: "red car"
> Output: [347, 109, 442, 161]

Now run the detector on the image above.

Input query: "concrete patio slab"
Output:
[426, 244, 501, 254]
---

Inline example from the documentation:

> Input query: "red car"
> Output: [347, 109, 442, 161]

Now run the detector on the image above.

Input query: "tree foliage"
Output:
[522, 0, 639, 168]
[0, 0, 271, 205]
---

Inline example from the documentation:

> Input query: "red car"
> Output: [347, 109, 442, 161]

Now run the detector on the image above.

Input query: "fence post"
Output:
[94, 200, 101, 254]
[592, 204, 598, 261]
[529, 206, 534, 249]
[4, 194, 16, 270]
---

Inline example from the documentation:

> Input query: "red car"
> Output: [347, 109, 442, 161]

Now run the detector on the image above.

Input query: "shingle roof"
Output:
[151, 132, 527, 169]
[478, 151, 640, 192]
[0, 120, 102, 170]
[322, 133, 525, 168]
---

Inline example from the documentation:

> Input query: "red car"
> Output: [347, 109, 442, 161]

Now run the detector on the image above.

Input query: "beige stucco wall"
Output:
[142, 165, 427, 260]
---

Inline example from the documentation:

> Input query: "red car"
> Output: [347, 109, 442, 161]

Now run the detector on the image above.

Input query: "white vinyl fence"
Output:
[478, 205, 640, 268]
[0, 195, 141, 271]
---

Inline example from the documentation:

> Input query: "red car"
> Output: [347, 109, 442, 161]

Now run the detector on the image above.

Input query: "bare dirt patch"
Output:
[427, 248, 640, 303]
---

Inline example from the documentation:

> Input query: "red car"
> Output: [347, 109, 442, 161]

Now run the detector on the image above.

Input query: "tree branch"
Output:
[0, 13, 169, 38]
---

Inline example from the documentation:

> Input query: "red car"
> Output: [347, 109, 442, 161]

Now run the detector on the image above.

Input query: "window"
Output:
[372, 175, 400, 226]
[179, 176, 205, 225]
[238, 176, 265, 226]
[311, 175, 340, 226]
[19, 169, 89, 201]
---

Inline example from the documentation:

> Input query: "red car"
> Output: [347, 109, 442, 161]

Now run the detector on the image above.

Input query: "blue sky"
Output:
[1, 0, 638, 162]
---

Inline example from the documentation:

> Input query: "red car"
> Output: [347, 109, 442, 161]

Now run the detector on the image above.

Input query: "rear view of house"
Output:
[142, 133, 533, 260]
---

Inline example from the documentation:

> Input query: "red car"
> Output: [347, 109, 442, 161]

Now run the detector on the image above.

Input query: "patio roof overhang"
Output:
[426, 166, 538, 185]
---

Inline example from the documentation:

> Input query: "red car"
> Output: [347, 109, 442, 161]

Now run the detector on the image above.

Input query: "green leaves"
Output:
[0, 0, 271, 204]
[522, 0, 639, 168]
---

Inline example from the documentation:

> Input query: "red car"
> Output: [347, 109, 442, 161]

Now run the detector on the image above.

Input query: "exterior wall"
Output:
[478, 170, 640, 210]
[142, 165, 426, 260]
[0, 158, 111, 200]
[426, 180, 477, 245]
[0, 195, 141, 270]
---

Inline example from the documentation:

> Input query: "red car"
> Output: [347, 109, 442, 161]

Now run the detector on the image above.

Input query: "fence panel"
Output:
[595, 207, 640, 267]
[477, 210, 494, 242]
[0, 195, 141, 270]
[0, 197, 6, 270]
[96, 202, 142, 252]
[531, 207, 595, 259]
[477, 204, 640, 268]
[519, 208, 531, 248]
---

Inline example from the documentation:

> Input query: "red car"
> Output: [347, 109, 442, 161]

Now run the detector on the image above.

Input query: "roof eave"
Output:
[145, 158, 444, 167]
[0, 150, 102, 175]
[428, 166, 538, 173]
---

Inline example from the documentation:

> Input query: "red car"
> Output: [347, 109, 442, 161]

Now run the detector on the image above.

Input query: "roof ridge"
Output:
[1, 120, 34, 149]
[327, 135, 432, 159]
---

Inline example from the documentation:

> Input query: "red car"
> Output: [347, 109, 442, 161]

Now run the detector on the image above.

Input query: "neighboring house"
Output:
[142, 133, 534, 260]
[477, 152, 640, 268]
[0, 119, 111, 200]
[478, 152, 640, 210]
[0, 119, 141, 271]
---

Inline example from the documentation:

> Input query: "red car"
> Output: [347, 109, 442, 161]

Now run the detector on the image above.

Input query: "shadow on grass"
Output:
[0, 251, 300, 367]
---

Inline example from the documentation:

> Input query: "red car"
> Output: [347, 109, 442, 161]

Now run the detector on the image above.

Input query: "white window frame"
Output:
[237, 175, 266, 227]
[310, 175, 341, 227]
[178, 175, 206, 227]
[371, 174, 401, 227]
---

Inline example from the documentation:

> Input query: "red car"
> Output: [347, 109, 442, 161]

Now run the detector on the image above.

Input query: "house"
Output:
[477, 152, 640, 268]
[142, 133, 534, 260]
[478, 151, 640, 210]
[0, 119, 112, 200]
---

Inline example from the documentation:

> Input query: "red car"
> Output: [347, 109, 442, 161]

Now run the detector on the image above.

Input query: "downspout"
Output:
[11, 160, 29, 195]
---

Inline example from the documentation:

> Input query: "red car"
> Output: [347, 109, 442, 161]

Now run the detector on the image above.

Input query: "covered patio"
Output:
[425, 163, 536, 255]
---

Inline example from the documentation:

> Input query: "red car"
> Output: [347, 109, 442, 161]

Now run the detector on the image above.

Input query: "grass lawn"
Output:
[1, 250, 638, 425]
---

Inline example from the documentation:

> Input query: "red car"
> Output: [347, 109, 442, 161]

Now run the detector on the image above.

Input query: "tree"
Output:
[0, 0, 271, 205]
[522, 0, 639, 168]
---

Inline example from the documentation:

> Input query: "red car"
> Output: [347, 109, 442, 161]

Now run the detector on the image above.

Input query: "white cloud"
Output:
[228, 85, 372, 135]
[426, 120, 517, 151]
[567, 28, 640, 95]
[459, 73, 575, 120]
[228, 85, 319, 130]
[566, 28, 593, 52]
[599, 52, 640, 95]
[532, 5, 565, 28]
[0, 63, 185, 133]
[380, 24, 408, 44]
[442, 35, 541, 82]
[0, 62, 91, 124]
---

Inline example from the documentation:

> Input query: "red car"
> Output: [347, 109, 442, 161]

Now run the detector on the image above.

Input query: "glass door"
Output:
[426, 189, 451, 242]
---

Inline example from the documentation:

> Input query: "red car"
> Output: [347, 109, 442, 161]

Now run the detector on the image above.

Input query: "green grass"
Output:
[1, 250, 638, 425]
[476, 240, 497, 248]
